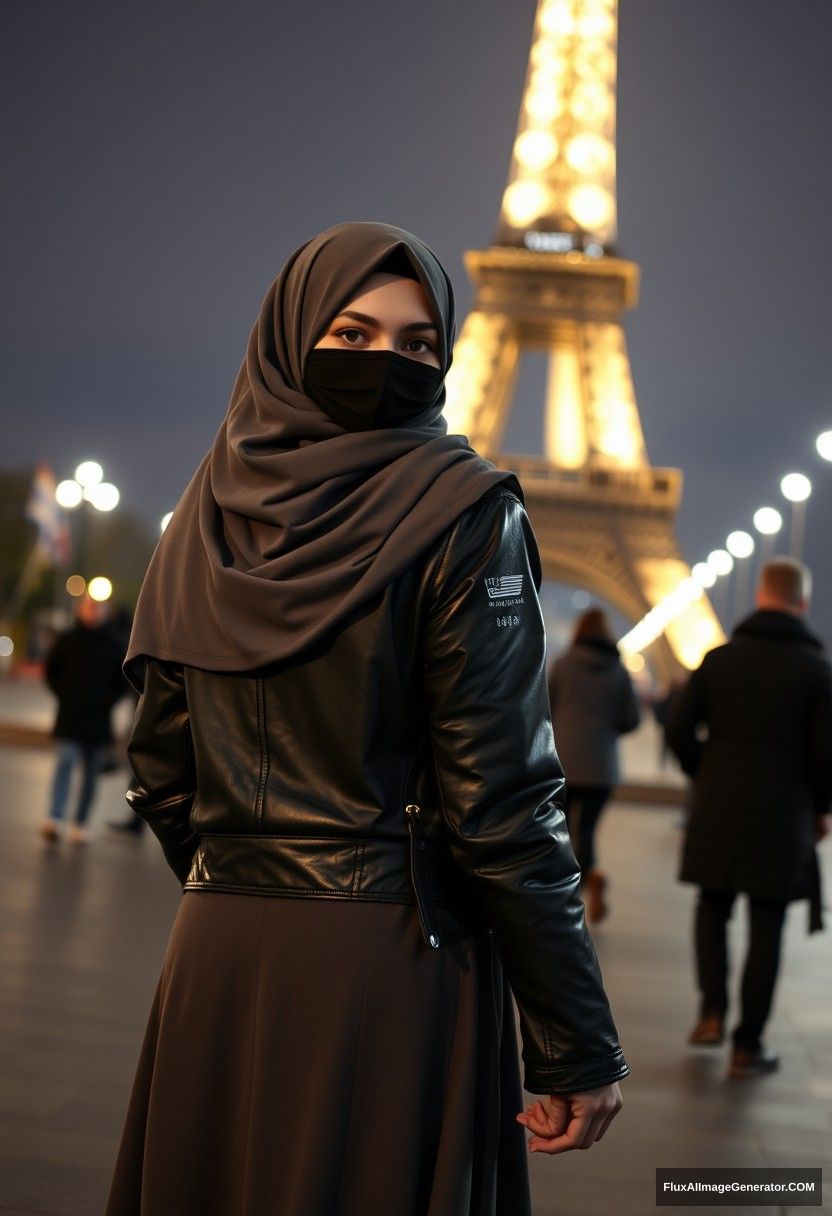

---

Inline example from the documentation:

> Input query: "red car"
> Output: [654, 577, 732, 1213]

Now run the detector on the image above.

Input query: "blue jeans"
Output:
[48, 739, 111, 826]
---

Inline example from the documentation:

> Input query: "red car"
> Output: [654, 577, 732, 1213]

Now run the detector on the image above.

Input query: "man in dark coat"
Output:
[666, 557, 831, 1078]
[40, 592, 130, 844]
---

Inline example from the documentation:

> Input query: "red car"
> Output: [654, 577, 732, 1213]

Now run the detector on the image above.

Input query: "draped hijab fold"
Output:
[123, 221, 523, 694]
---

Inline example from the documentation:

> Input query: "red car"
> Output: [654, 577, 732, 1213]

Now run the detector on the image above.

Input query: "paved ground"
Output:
[0, 739, 829, 1215]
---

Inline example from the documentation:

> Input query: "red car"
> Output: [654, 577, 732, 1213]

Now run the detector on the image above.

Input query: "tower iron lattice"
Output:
[444, 0, 722, 677]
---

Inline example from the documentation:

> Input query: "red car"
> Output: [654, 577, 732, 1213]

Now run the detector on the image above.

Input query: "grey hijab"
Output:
[123, 220, 524, 693]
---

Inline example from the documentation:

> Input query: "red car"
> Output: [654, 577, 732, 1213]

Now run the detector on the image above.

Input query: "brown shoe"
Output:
[728, 1045, 779, 1078]
[39, 819, 60, 844]
[583, 869, 608, 923]
[688, 1014, 725, 1046]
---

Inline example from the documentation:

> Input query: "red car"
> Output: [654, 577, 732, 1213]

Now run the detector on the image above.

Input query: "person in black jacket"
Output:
[666, 557, 832, 1079]
[40, 592, 130, 844]
[104, 223, 627, 1216]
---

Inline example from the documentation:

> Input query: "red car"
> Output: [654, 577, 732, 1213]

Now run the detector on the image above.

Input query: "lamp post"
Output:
[780, 472, 811, 559]
[726, 529, 755, 623]
[752, 506, 783, 569]
[816, 431, 832, 462]
[54, 461, 120, 582]
[705, 549, 733, 629]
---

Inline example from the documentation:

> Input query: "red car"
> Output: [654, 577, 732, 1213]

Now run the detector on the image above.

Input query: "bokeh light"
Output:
[55, 479, 83, 508]
[726, 530, 755, 559]
[707, 549, 734, 576]
[85, 481, 120, 511]
[75, 461, 103, 487]
[753, 507, 783, 535]
[65, 575, 86, 596]
[780, 472, 811, 503]
[88, 577, 112, 601]
[692, 562, 717, 588]
[816, 431, 832, 461]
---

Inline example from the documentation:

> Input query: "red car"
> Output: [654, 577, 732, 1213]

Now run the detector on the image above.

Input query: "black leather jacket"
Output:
[125, 484, 629, 1096]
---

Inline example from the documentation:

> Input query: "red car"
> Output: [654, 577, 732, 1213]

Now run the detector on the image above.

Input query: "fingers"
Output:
[516, 1096, 569, 1139]
[515, 1086, 623, 1155]
[528, 1112, 593, 1155]
[516, 1100, 592, 1155]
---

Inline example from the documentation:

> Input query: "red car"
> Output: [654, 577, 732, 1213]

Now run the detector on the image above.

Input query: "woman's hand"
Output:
[515, 1082, 623, 1154]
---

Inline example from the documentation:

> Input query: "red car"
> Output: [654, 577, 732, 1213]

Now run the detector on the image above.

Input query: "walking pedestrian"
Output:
[546, 607, 641, 923]
[40, 592, 130, 844]
[106, 604, 145, 834]
[666, 557, 831, 1078]
[104, 221, 628, 1216]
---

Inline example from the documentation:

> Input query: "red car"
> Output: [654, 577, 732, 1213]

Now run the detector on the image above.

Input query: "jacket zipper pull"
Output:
[405, 803, 440, 949]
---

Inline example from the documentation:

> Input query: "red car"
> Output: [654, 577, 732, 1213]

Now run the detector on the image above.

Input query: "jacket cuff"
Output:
[523, 1047, 630, 1096]
[129, 791, 199, 884]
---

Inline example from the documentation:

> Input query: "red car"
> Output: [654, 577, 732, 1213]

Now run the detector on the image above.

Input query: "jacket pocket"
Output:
[405, 803, 442, 949]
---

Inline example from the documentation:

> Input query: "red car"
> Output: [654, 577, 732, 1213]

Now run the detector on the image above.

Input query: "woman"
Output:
[104, 221, 628, 1216]
[547, 607, 641, 924]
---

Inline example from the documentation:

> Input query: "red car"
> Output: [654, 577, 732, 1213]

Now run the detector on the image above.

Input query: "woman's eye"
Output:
[336, 328, 367, 345]
[405, 338, 435, 355]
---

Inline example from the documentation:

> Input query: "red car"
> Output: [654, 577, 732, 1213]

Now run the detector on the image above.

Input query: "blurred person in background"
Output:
[106, 603, 146, 832]
[666, 557, 832, 1079]
[39, 591, 130, 844]
[546, 607, 641, 923]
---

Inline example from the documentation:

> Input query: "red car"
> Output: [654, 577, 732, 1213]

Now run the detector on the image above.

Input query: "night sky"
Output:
[3, 1, 832, 641]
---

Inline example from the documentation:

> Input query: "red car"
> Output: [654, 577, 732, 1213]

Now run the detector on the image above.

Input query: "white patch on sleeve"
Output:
[483, 574, 525, 623]
[484, 574, 524, 599]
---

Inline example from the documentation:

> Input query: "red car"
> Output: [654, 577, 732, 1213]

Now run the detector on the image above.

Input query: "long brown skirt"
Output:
[103, 891, 532, 1216]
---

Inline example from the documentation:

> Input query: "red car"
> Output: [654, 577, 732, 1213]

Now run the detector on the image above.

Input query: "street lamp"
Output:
[780, 472, 812, 559]
[726, 530, 755, 621]
[55, 479, 83, 508]
[54, 460, 120, 580]
[726, 530, 754, 559]
[76, 461, 103, 488]
[86, 482, 120, 512]
[753, 506, 783, 568]
[706, 549, 733, 630]
[88, 576, 113, 602]
[816, 431, 832, 462]
[753, 507, 783, 535]
[692, 561, 717, 588]
[707, 549, 734, 577]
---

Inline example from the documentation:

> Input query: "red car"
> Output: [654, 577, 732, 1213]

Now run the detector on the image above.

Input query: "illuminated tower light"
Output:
[499, 0, 619, 248]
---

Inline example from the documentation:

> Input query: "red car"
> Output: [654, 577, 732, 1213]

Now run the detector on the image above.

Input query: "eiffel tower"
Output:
[444, 0, 722, 677]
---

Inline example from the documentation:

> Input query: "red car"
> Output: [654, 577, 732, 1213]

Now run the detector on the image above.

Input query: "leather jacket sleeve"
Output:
[421, 488, 630, 1095]
[125, 658, 200, 883]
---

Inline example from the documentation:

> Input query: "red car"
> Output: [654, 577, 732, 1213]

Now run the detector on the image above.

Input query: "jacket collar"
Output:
[732, 608, 823, 651]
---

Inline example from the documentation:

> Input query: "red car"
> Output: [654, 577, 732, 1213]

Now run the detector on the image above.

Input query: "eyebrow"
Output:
[333, 309, 439, 334]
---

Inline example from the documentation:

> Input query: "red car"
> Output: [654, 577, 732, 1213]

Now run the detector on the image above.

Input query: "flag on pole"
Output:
[25, 464, 71, 566]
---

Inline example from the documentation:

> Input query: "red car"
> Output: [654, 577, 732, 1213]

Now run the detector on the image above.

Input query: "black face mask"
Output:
[303, 348, 444, 431]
